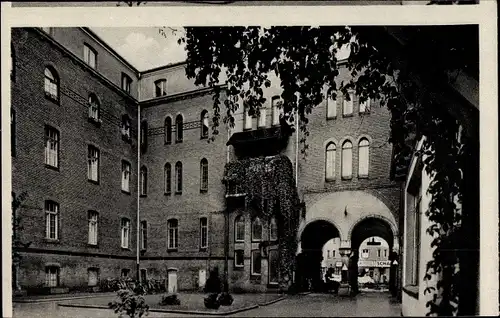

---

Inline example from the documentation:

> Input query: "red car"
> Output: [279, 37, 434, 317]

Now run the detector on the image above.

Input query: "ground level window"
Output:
[45, 266, 59, 287]
[235, 250, 244, 268]
[140, 269, 147, 282]
[121, 269, 130, 278]
[268, 249, 279, 284]
[88, 268, 99, 286]
[251, 250, 261, 275]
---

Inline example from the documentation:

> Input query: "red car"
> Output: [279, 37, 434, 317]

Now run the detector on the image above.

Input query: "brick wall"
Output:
[12, 28, 139, 288]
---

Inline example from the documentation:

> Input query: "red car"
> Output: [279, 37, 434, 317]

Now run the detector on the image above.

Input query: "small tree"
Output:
[12, 192, 30, 291]
[108, 285, 150, 318]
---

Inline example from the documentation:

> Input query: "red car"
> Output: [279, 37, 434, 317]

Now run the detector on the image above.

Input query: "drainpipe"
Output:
[223, 124, 230, 292]
[136, 81, 141, 282]
[295, 109, 299, 188]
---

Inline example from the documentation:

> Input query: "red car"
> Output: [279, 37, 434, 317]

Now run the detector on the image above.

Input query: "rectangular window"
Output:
[378, 249, 381, 258]
[251, 250, 262, 275]
[155, 79, 167, 97]
[121, 218, 130, 249]
[244, 107, 252, 130]
[268, 249, 279, 284]
[327, 94, 337, 118]
[343, 92, 353, 116]
[200, 217, 208, 249]
[88, 268, 99, 286]
[121, 269, 130, 278]
[45, 126, 59, 168]
[140, 221, 147, 250]
[11, 109, 16, 157]
[167, 219, 178, 250]
[121, 73, 132, 93]
[122, 161, 131, 192]
[140, 269, 147, 282]
[359, 98, 371, 113]
[384, 249, 387, 258]
[271, 96, 282, 126]
[258, 108, 266, 128]
[87, 146, 99, 182]
[362, 249, 369, 258]
[235, 250, 244, 268]
[45, 201, 58, 240]
[45, 266, 59, 287]
[332, 250, 336, 258]
[327, 250, 330, 258]
[88, 211, 98, 245]
[83, 44, 97, 69]
[121, 116, 131, 139]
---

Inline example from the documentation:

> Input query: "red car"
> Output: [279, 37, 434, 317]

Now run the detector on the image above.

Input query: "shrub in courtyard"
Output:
[218, 292, 234, 306]
[204, 267, 222, 294]
[108, 289, 149, 318]
[159, 293, 181, 306]
[204, 293, 221, 309]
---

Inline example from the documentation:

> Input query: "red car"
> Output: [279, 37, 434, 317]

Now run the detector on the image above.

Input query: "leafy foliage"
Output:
[12, 192, 31, 266]
[108, 284, 150, 318]
[182, 26, 477, 315]
[204, 293, 221, 309]
[224, 155, 300, 290]
[159, 293, 181, 306]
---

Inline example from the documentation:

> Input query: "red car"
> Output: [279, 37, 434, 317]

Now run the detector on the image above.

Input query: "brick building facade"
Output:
[11, 27, 401, 294]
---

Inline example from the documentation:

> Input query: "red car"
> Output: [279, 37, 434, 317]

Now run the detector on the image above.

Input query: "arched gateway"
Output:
[295, 191, 399, 292]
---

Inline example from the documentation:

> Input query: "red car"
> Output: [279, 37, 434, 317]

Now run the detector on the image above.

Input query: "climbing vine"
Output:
[224, 155, 300, 290]
[181, 25, 478, 315]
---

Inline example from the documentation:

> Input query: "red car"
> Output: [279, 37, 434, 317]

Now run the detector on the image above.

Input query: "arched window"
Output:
[88, 94, 100, 122]
[358, 138, 370, 177]
[201, 110, 209, 139]
[164, 163, 171, 195]
[235, 215, 245, 242]
[200, 158, 208, 192]
[343, 91, 354, 116]
[252, 217, 263, 241]
[175, 161, 182, 194]
[121, 115, 131, 140]
[269, 217, 278, 241]
[167, 219, 178, 250]
[341, 140, 353, 179]
[175, 114, 183, 143]
[44, 67, 59, 102]
[140, 166, 147, 196]
[325, 142, 336, 180]
[164, 117, 172, 144]
[140, 120, 148, 152]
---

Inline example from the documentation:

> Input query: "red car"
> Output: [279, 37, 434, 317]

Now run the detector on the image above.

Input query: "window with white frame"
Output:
[244, 105, 252, 130]
[88, 211, 98, 245]
[175, 162, 182, 194]
[200, 217, 208, 249]
[200, 158, 208, 192]
[235, 215, 245, 242]
[359, 98, 371, 113]
[83, 44, 97, 69]
[327, 93, 337, 119]
[167, 219, 178, 250]
[45, 266, 59, 287]
[155, 79, 167, 97]
[252, 217, 263, 241]
[121, 73, 132, 93]
[164, 117, 172, 144]
[251, 250, 262, 275]
[45, 126, 59, 168]
[342, 91, 354, 116]
[271, 96, 283, 126]
[175, 115, 183, 143]
[45, 201, 59, 240]
[269, 217, 278, 241]
[87, 146, 99, 182]
[358, 138, 370, 177]
[121, 218, 130, 249]
[325, 142, 336, 180]
[234, 249, 244, 268]
[164, 163, 171, 195]
[140, 166, 147, 196]
[121, 161, 131, 192]
[140, 221, 147, 250]
[88, 94, 100, 122]
[341, 140, 353, 179]
[258, 107, 266, 128]
[44, 67, 59, 102]
[121, 115, 131, 139]
[201, 110, 209, 139]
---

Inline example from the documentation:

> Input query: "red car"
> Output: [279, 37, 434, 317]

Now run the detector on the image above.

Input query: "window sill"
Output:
[252, 239, 262, 243]
[342, 114, 354, 118]
[88, 179, 100, 185]
[45, 164, 59, 171]
[164, 192, 172, 196]
[44, 238, 60, 244]
[325, 178, 336, 183]
[403, 285, 419, 299]
[122, 190, 131, 195]
[235, 240, 245, 244]
[250, 274, 262, 280]
[87, 243, 99, 248]
[164, 141, 172, 145]
[200, 189, 208, 194]
[199, 247, 208, 252]
[45, 94, 60, 105]
[140, 194, 147, 198]
[175, 191, 182, 195]
[121, 247, 131, 251]
[167, 248, 178, 252]
[341, 177, 352, 181]
[175, 140, 183, 144]
[234, 265, 245, 270]
[326, 116, 337, 120]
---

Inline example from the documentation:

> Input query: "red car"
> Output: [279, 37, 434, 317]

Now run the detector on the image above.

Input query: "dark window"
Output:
[164, 117, 172, 144]
[164, 163, 171, 195]
[140, 221, 147, 250]
[235, 250, 244, 268]
[251, 250, 261, 275]
[45, 266, 59, 287]
[200, 217, 208, 249]
[140, 120, 148, 153]
[269, 249, 279, 284]
[140, 166, 147, 196]
[201, 110, 209, 139]
[175, 115, 183, 143]
[88, 94, 100, 123]
[121, 73, 132, 93]
[83, 44, 97, 69]
[252, 217, 263, 241]
[155, 79, 167, 97]
[235, 216, 245, 242]
[175, 162, 182, 194]
[200, 158, 208, 192]
[167, 219, 178, 250]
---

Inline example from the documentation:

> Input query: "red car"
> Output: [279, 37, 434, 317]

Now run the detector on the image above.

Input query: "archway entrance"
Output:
[349, 217, 398, 296]
[296, 220, 340, 291]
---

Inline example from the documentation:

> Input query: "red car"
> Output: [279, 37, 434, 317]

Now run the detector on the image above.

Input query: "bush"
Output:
[204, 293, 220, 309]
[108, 289, 149, 318]
[218, 292, 234, 306]
[159, 293, 181, 306]
[204, 267, 222, 294]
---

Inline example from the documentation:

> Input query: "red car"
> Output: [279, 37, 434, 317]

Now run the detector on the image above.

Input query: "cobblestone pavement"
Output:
[11, 292, 401, 317]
